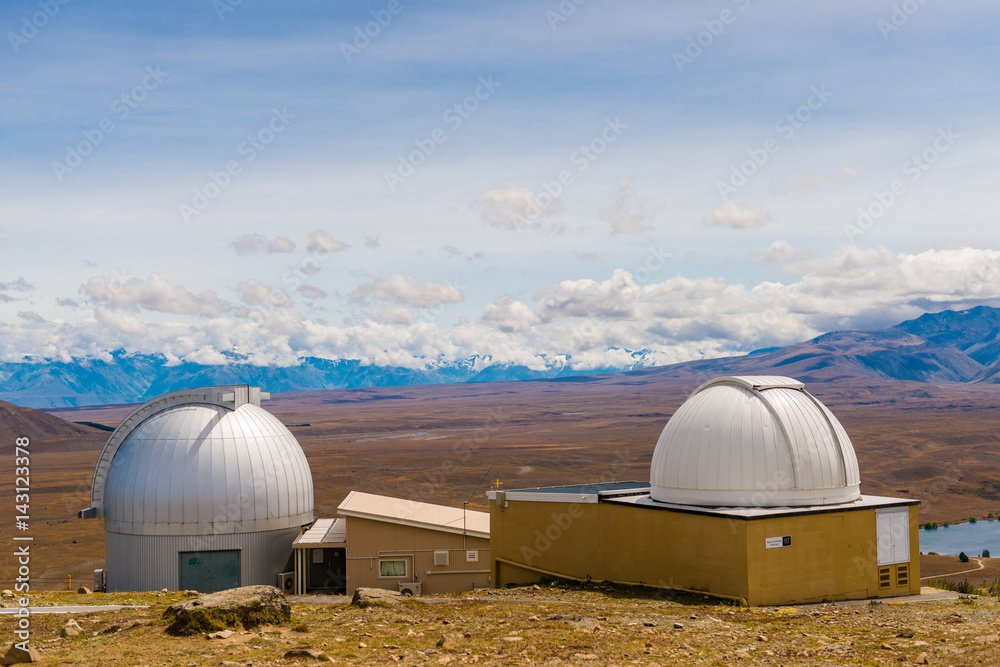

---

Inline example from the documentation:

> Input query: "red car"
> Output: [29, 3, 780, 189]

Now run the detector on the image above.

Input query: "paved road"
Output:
[0, 605, 148, 615]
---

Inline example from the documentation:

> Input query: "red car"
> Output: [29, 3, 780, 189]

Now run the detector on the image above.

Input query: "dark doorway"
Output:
[308, 548, 346, 593]
[179, 549, 240, 593]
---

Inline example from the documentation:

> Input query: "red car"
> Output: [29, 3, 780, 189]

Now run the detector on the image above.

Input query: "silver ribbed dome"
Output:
[649, 376, 860, 507]
[100, 390, 313, 536]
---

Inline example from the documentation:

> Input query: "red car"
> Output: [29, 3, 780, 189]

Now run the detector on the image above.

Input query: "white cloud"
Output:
[81, 273, 227, 317]
[232, 234, 266, 255]
[17, 311, 45, 323]
[232, 234, 296, 255]
[471, 187, 560, 230]
[95, 306, 148, 336]
[837, 166, 859, 183]
[268, 236, 296, 253]
[575, 250, 603, 263]
[380, 307, 413, 325]
[307, 230, 348, 254]
[296, 285, 327, 299]
[353, 273, 464, 308]
[6, 246, 1000, 374]
[753, 239, 817, 264]
[0, 277, 34, 292]
[237, 280, 292, 307]
[706, 201, 772, 229]
[599, 179, 651, 234]
[480, 296, 539, 333]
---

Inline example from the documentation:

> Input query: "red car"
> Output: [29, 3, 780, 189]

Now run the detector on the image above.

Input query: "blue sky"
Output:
[1, 0, 999, 368]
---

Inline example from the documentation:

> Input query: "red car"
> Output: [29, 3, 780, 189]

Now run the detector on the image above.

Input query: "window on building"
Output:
[379, 559, 407, 578]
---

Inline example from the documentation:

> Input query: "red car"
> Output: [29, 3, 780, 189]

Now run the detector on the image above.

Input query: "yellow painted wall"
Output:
[490, 499, 920, 606]
[744, 504, 920, 605]
[490, 499, 749, 601]
[345, 516, 490, 595]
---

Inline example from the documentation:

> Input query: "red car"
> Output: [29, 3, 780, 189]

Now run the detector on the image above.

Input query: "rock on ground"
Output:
[162, 585, 291, 635]
[60, 620, 84, 638]
[351, 587, 403, 607]
[0, 643, 42, 665]
[284, 647, 333, 662]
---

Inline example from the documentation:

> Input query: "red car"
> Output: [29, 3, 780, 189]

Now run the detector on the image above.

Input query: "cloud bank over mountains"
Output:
[2, 245, 998, 371]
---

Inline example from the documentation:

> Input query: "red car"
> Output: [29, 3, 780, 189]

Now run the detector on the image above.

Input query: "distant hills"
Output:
[3, 306, 1000, 408]
[0, 399, 106, 447]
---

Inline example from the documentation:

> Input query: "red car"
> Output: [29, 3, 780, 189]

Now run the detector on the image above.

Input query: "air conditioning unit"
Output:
[93, 569, 105, 593]
[277, 571, 296, 594]
[397, 581, 422, 596]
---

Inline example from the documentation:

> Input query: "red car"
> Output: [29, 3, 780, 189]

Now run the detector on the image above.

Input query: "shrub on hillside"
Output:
[930, 578, 976, 594]
[959, 552, 969, 563]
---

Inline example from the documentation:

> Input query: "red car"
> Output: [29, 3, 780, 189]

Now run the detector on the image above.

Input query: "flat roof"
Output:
[338, 491, 489, 539]
[487, 481, 650, 504]
[606, 493, 919, 520]
[488, 481, 918, 519]
[293, 517, 346, 546]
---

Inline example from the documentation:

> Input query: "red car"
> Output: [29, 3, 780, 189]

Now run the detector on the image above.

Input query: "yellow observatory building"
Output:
[488, 376, 920, 605]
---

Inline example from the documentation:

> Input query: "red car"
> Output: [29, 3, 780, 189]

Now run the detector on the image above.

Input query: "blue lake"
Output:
[919, 520, 1000, 557]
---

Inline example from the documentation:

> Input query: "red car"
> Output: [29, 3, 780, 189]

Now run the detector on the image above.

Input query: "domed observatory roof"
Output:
[84, 385, 313, 535]
[649, 376, 860, 507]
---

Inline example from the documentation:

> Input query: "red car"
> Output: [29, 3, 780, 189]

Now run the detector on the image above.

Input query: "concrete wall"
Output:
[344, 516, 490, 595]
[490, 499, 921, 605]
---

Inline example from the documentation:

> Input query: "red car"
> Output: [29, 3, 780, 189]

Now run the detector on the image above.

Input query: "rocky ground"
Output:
[2, 583, 999, 666]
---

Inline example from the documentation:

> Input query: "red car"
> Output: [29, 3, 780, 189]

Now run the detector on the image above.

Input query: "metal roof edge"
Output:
[337, 509, 489, 539]
[604, 493, 919, 520]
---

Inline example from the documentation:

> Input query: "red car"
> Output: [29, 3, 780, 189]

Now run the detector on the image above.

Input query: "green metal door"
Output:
[179, 550, 240, 593]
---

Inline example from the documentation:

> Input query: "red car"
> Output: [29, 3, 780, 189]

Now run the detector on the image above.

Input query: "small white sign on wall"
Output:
[766, 535, 792, 549]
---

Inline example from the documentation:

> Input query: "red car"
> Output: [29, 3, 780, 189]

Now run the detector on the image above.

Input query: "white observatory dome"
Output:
[81, 385, 314, 592]
[103, 401, 313, 535]
[649, 376, 860, 507]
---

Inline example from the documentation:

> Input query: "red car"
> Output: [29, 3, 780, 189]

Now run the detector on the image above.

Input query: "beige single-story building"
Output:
[291, 491, 490, 595]
[487, 376, 920, 606]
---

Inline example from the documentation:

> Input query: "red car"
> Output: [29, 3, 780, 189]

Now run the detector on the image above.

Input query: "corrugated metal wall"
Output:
[105, 527, 299, 592]
[345, 516, 490, 595]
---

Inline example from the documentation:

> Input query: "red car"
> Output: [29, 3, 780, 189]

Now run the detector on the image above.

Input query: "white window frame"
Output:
[876, 508, 910, 566]
[378, 558, 408, 578]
